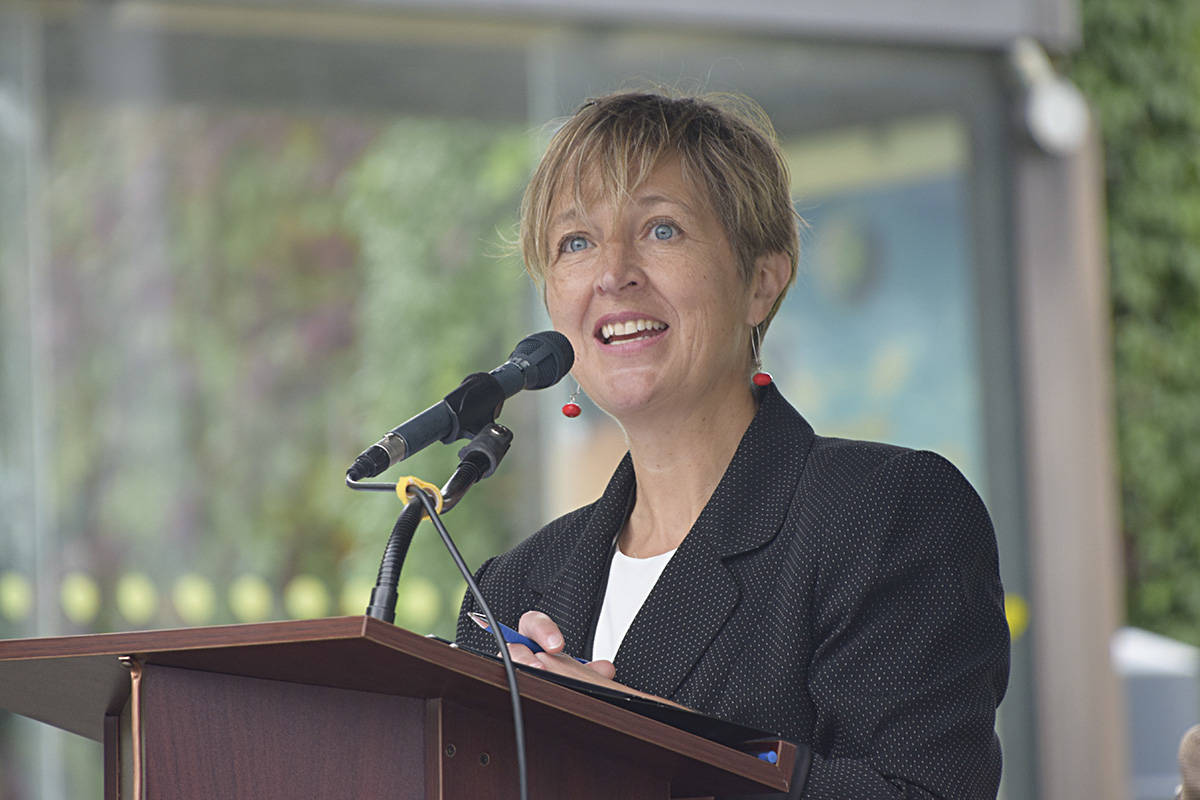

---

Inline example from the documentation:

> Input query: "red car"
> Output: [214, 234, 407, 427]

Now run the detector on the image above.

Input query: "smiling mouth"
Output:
[599, 318, 669, 345]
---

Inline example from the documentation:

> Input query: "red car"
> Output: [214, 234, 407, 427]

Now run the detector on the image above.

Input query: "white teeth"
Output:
[599, 319, 666, 342]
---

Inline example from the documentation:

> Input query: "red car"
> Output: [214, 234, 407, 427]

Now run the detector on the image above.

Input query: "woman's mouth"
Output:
[598, 319, 668, 345]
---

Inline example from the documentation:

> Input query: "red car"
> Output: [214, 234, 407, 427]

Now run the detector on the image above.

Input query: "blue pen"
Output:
[468, 612, 588, 664]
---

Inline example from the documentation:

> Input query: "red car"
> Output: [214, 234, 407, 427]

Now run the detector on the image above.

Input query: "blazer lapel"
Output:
[613, 532, 740, 698]
[526, 455, 634, 659]
[612, 386, 815, 699]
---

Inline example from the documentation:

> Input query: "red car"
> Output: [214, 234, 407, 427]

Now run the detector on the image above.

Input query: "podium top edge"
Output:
[0, 616, 393, 660]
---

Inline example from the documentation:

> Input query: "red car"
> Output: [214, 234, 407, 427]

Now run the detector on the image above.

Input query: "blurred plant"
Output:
[1071, 0, 1200, 644]
[340, 117, 534, 635]
[37, 105, 532, 638]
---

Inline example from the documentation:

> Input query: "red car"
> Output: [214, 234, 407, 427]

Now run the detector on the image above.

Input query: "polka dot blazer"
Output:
[457, 384, 1009, 799]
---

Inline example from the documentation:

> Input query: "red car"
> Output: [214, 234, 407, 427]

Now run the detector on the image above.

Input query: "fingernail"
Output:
[547, 634, 563, 650]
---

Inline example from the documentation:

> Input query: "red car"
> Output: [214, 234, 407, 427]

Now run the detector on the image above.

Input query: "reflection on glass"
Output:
[774, 114, 985, 488]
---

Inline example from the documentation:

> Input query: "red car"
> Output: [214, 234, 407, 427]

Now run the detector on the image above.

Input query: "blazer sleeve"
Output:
[801, 449, 1009, 800]
[455, 556, 501, 655]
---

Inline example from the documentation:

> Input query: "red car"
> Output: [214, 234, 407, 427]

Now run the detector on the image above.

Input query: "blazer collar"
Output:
[692, 382, 815, 558]
[528, 385, 816, 689]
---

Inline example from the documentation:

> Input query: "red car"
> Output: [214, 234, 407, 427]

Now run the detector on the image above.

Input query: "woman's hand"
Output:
[504, 610, 685, 708]
[504, 610, 616, 679]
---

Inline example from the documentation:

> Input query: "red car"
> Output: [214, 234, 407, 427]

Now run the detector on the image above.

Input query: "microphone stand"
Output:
[345, 421, 530, 800]
[347, 422, 513, 623]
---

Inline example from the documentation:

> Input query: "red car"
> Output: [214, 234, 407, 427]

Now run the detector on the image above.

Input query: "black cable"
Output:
[410, 487, 529, 800]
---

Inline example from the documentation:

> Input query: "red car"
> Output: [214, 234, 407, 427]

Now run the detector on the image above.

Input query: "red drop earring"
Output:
[562, 382, 582, 418]
[751, 324, 772, 387]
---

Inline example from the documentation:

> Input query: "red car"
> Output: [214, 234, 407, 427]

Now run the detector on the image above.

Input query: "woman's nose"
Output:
[595, 241, 644, 294]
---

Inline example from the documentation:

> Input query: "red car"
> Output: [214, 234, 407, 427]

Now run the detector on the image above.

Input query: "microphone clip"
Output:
[439, 372, 507, 444]
[346, 422, 514, 510]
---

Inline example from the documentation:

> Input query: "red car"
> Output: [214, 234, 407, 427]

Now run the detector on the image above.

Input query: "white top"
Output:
[591, 547, 677, 663]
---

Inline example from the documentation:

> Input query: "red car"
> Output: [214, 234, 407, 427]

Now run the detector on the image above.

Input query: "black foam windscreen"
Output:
[509, 331, 573, 390]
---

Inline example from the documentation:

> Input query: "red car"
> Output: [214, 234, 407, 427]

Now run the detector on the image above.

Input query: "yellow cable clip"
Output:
[396, 476, 444, 517]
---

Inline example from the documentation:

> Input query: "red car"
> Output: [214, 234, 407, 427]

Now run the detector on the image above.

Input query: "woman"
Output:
[456, 92, 1009, 799]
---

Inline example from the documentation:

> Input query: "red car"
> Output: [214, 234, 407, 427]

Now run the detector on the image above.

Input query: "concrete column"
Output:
[1013, 129, 1129, 799]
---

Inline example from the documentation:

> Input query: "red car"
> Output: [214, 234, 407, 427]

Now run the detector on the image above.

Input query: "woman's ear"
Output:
[747, 251, 792, 325]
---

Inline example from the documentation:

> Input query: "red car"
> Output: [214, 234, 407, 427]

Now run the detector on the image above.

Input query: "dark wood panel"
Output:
[103, 714, 120, 800]
[438, 698, 669, 800]
[139, 663, 426, 800]
[424, 699, 443, 800]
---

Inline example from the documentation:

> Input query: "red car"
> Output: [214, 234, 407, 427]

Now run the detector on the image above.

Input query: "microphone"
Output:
[346, 331, 573, 481]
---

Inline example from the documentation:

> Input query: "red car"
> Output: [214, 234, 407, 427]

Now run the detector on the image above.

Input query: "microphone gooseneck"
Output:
[346, 331, 572, 481]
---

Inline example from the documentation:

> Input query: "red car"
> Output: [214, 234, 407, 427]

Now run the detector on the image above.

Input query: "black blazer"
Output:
[457, 385, 1009, 799]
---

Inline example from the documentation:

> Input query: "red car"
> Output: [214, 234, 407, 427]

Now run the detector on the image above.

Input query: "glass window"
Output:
[0, 7, 1030, 798]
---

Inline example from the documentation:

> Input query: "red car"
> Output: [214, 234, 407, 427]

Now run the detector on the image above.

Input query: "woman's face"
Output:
[544, 155, 774, 423]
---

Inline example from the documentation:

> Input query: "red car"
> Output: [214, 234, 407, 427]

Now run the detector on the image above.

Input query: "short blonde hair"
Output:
[520, 90, 800, 330]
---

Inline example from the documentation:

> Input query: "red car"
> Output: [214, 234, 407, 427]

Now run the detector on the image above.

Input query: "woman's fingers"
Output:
[533, 652, 612, 682]
[502, 643, 543, 669]
[517, 610, 565, 653]
[534, 651, 584, 674]
[586, 659, 616, 679]
[524, 652, 686, 709]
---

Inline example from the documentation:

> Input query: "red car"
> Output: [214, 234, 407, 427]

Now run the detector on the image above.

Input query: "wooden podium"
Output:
[0, 616, 801, 799]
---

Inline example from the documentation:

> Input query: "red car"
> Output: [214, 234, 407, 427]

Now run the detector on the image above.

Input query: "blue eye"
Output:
[652, 223, 676, 240]
[561, 235, 590, 253]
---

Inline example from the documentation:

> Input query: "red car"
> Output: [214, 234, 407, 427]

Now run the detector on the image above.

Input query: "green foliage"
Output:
[34, 106, 532, 638]
[340, 118, 534, 635]
[1071, 0, 1200, 643]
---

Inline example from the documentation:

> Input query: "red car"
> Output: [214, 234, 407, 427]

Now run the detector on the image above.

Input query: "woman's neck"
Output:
[618, 381, 759, 558]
